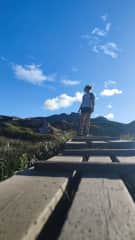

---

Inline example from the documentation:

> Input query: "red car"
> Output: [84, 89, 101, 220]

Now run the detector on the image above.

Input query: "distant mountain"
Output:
[46, 113, 135, 137]
[46, 112, 80, 131]
[0, 113, 135, 138]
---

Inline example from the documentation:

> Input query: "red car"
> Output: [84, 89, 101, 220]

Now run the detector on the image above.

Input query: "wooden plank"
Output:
[48, 156, 82, 162]
[89, 156, 112, 163]
[59, 178, 135, 240]
[0, 169, 71, 240]
[118, 156, 135, 163]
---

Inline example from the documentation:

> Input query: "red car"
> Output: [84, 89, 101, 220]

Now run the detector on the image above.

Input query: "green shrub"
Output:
[0, 130, 73, 181]
[120, 133, 135, 140]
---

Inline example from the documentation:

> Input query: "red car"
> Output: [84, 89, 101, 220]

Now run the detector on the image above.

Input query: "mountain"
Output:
[47, 113, 135, 137]
[0, 113, 135, 138]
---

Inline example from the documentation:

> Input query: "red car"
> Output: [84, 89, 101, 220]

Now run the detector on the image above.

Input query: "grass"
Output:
[0, 123, 52, 141]
[120, 133, 135, 140]
[0, 127, 73, 181]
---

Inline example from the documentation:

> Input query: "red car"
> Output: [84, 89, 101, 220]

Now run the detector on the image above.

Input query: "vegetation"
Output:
[120, 133, 135, 140]
[0, 127, 73, 181]
[0, 122, 50, 141]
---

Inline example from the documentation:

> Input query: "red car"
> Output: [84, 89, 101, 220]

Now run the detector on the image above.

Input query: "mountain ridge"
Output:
[0, 113, 135, 138]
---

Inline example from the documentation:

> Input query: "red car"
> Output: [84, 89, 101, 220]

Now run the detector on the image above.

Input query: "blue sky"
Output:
[0, 0, 135, 123]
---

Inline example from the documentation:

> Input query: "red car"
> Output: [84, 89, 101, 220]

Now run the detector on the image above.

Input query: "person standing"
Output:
[78, 85, 95, 136]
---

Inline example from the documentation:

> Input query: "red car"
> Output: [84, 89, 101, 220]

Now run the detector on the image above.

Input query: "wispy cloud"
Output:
[81, 15, 120, 59]
[100, 42, 119, 59]
[92, 27, 106, 37]
[44, 92, 83, 110]
[101, 15, 107, 22]
[61, 79, 80, 86]
[92, 45, 99, 53]
[105, 113, 114, 120]
[12, 64, 55, 85]
[91, 22, 111, 37]
[105, 22, 111, 32]
[100, 88, 123, 96]
[92, 42, 120, 58]
[104, 80, 116, 88]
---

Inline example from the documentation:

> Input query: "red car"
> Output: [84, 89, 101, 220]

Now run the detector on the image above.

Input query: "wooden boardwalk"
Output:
[1, 136, 135, 240]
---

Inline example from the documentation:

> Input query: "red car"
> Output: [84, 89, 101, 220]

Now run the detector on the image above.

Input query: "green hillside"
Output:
[0, 116, 73, 181]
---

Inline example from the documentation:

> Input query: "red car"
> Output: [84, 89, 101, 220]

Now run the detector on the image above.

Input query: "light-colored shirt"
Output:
[81, 92, 95, 108]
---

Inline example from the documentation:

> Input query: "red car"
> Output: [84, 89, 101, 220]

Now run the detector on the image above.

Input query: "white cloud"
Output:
[100, 42, 119, 58]
[93, 42, 120, 58]
[13, 64, 54, 85]
[61, 79, 80, 86]
[100, 88, 123, 96]
[92, 27, 106, 37]
[101, 15, 107, 22]
[105, 22, 111, 32]
[104, 80, 117, 88]
[105, 113, 114, 120]
[107, 104, 112, 109]
[93, 45, 99, 53]
[81, 15, 121, 59]
[44, 92, 83, 110]
[91, 21, 111, 38]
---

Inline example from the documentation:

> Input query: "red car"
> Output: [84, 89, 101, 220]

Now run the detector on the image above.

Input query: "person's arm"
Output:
[78, 95, 84, 112]
[90, 93, 95, 112]
[78, 104, 82, 113]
